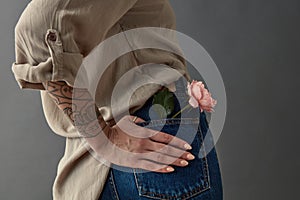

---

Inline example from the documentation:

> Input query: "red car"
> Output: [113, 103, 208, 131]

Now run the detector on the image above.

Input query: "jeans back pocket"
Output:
[134, 118, 210, 200]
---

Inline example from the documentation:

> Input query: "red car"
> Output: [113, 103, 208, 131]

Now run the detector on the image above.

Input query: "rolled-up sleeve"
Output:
[11, 0, 138, 90]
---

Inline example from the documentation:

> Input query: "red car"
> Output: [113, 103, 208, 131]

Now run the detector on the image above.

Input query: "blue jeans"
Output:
[99, 77, 223, 200]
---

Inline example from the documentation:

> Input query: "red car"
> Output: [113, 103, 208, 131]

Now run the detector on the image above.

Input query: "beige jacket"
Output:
[11, 0, 190, 199]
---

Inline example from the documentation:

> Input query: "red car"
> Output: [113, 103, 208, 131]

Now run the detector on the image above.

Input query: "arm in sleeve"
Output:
[11, 0, 138, 90]
[42, 80, 111, 151]
[11, 0, 137, 146]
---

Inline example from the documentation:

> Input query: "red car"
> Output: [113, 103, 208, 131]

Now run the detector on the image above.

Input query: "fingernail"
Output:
[180, 160, 189, 166]
[187, 154, 195, 160]
[184, 143, 192, 150]
[166, 167, 175, 172]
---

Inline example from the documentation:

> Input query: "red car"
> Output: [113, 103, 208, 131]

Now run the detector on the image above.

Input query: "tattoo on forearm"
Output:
[44, 81, 107, 138]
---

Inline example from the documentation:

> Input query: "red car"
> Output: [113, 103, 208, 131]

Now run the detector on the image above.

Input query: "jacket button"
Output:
[47, 32, 57, 41]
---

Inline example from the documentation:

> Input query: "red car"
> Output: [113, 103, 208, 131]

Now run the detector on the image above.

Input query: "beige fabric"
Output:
[11, 0, 191, 199]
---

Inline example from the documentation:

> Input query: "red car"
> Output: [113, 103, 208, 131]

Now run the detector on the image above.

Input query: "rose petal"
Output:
[199, 99, 211, 107]
[199, 106, 204, 113]
[188, 96, 199, 108]
[187, 80, 217, 112]
[196, 81, 204, 89]
[191, 82, 202, 100]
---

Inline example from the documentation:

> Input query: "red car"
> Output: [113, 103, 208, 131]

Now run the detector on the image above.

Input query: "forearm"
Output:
[42, 81, 110, 151]
[41, 81, 194, 173]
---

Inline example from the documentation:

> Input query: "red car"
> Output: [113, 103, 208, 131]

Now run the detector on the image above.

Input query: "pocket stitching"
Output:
[133, 120, 211, 199]
[135, 117, 200, 128]
[109, 170, 120, 200]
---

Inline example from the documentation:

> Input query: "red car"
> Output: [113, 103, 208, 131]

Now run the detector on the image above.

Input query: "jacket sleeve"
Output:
[11, 0, 138, 90]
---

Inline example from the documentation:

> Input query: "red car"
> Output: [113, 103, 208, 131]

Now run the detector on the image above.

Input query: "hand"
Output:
[39, 80, 196, 173]
[96, 115, 195, 173]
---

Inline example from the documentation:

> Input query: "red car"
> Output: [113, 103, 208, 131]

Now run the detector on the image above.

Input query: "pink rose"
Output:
[187, 80, 217, 112]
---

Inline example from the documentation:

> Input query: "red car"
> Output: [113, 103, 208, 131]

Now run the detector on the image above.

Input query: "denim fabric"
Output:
[99, 77, 223, 200]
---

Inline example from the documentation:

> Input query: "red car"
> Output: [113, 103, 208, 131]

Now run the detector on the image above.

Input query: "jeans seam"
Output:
[135, 117, 200, 128]
[182, 125, 211, 199]
[200, 116, 211, 191]
[108, 170, 120, 200]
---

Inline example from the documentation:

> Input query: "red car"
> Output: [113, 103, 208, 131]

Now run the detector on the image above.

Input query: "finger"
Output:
[136, 160, 175, 173]
[145, 141, 195, 161]
[143, 151, 189, 167]
[149, 131, 192, 150]
[145, 141, 185, 157]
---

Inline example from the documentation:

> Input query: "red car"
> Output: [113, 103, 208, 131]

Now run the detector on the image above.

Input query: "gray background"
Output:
[1, 0, 299, 199]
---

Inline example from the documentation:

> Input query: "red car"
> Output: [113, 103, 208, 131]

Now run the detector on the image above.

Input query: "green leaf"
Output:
[152, 87, 175, 117]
